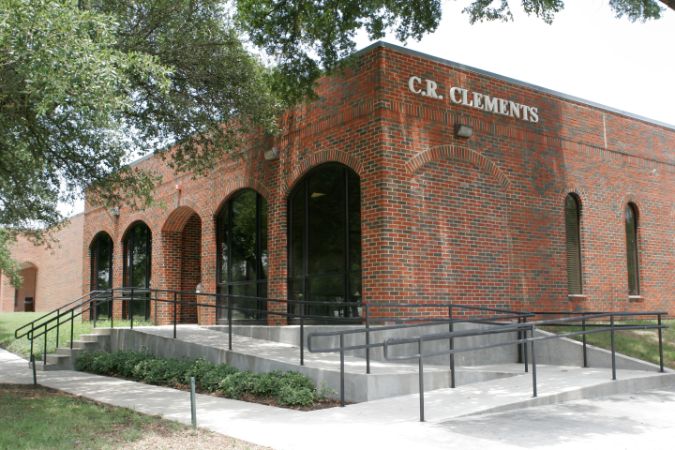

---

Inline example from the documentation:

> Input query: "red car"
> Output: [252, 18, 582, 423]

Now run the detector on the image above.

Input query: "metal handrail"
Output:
[381, 311, 667, 422]
[14, 291, 102, 339]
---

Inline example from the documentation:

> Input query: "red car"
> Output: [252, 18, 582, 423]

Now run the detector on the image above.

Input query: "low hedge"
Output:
[75, 350, 326, 407]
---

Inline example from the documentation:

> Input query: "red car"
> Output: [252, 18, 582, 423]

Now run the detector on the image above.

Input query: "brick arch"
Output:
[560, 188, 590, 210]
[121, 220, 152, 241]
[283, 150, 363, 197]
[85, 227, 115, 249]
[88, 230, 113, 248]
[212, 176, 271, 216]
[18, 261, 37, 270]
[406, 145, 511, 190]
[162, 206, 200, 233]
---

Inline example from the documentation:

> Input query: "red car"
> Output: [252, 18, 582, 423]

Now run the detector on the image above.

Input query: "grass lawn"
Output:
[0, 312, 149, 359]
[542, 319, 675, 369]
[0, 384, 264, 450]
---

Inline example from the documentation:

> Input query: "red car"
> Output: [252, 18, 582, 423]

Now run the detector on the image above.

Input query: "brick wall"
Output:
[0, 214, 84, 312]
[80, 43, 674, 322]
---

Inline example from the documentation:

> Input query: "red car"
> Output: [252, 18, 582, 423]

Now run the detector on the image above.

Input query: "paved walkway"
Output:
[2, 347, 675, 449]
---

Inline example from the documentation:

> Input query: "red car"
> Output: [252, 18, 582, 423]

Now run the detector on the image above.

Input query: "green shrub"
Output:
[277, 385, 315, 407]
[75, 350, 323, 408]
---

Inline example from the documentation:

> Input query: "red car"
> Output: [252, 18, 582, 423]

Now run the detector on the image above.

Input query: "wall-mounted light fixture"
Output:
[454, 124, 473, 139]
[109, 207, 120, 217]
[264, 146, 279, 161]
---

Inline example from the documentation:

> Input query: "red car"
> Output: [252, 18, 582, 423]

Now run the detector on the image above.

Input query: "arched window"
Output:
[625, 203, 640, 295]
[90, 232, 113, 318]
[216, 189, 268, 322]
[123, 222, 152, 319]
[564, 194, 583, 295]
[288, 163, 361, 321]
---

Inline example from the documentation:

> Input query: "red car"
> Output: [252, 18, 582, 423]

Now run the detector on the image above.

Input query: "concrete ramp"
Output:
[82, 324, 673, 408]
[104, 325, 522, 402]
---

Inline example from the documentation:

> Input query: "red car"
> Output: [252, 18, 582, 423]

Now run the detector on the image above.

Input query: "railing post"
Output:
[42, 324, 48, 366]
[130, 288, 135, 330]
[418, 338, 425, 422]
[582, 315, 588, 368]
[300, 301, 305, 366]
[657, 314, 665, 373]
[173, 291, 178, 339]
[610, 315, 616, 380]
[339, 333, 345, 407]
[448, 305, 455, 388]
[110, 291, 114, 329]
[523, 317, 529, 373]
[70, 309, 74, 349]
[517, 316, 523, 364]
[29, 333, 34, 362]
[530, 326, 537, 398]
[365, 303, 370, 375]
[227, 294, 233, 351]
[55, 308, 60, 348]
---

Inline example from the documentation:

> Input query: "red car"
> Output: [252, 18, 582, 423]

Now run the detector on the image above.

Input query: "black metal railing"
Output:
[14, 290, 669, 420]
[381, 311, 667, 422]
[306, 303, 534, 405]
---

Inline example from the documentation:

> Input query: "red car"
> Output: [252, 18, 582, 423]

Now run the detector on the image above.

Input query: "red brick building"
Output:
[0, 214, 84, 313]
[79, 42, 674, 324]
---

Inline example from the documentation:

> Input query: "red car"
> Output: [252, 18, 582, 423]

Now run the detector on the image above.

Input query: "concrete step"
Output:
[39, 353, 74, 371]
[79, 333, 104, 342]
[70, 340, 100, 351]
[91, 328, 113, 336]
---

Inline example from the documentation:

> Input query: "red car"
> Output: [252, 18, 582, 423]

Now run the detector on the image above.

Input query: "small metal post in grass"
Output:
[31, 354, 37, 386]
[190, 377, 197, 430]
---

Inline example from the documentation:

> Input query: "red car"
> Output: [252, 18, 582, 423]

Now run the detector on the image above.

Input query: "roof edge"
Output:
[355, 41, 675, 132]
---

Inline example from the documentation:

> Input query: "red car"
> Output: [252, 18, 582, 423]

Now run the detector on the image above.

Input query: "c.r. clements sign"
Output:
[408, 76, 539, 123]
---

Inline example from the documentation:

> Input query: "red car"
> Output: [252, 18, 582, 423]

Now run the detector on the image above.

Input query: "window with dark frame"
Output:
[215, 189, 268, 323]
[625, 203, 640, 296]
[90, 232, 113, 319]
[565, 194, 583, 295]
[287, 163, 362, 321]
[123, 222, 152, 320]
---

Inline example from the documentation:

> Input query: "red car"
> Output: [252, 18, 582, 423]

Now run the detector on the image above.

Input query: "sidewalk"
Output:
[2, 348, 674, 449]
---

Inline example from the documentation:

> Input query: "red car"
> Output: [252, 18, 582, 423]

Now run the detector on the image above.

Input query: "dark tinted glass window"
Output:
[123, 222, 151, 319]
[625, 203, 640, 295]
[90, 233, 113, 319]
[565, 194, 582, 295]
[90, 233, 113, 290]
[216, 189, 268, 322]
[288, 163, 361, 320]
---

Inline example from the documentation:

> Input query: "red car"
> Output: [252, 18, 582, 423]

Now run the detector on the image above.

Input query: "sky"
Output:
[355, 0, 675, 126]
[59, 0, 675, 216]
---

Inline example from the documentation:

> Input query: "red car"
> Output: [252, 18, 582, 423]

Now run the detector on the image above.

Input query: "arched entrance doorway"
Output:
[15, 262, 37, 312]
[287, 163, 362, 321]
[162, 208, 201, 324]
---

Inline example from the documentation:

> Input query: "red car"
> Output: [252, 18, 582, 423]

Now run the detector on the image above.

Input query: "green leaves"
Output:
[0, 1, 280, 278]
[236, 0, 443, 102]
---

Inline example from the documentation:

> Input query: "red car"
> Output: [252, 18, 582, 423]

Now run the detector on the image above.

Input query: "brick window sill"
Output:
[628, 295, 644, 303]
[567, 294, 588, 301]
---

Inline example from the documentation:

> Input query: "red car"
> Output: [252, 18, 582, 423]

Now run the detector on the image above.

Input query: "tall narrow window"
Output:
[625, 203, 640, 295]
[565, 194, 583, 295]
[90, 232, 113, 319]
[288, 163, 361, 321]
[123, 222, 152, 319]
[216, 189, 268, 323]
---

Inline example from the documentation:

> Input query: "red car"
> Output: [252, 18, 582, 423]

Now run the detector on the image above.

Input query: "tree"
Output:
[236, 0, 675, 100]
[0, 0, 279, 283]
